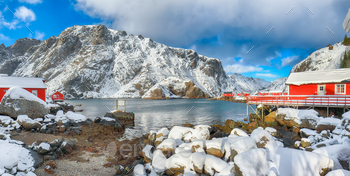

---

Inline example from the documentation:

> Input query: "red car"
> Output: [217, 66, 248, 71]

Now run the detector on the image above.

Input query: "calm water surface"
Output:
[65, 99, 254, 134]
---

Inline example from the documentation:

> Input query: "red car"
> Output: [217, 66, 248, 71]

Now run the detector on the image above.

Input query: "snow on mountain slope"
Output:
[260, 77, 287, 93]
[291, 42, 348, 73]
[226, 73, 271, 93]
[0, 25, 270, 99]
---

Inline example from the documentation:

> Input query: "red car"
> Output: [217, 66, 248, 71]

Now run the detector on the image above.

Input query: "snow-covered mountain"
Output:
[291, 42, 348, 73]
[0, 25, 270, 99]
[260, 77, 287, 93]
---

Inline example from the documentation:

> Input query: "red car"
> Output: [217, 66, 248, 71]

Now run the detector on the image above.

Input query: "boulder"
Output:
[234, 148, 269, 176]
[133, 164, 146, 176]
[316, 118, 341, 133]
[156, 138, 176, 158]
[251, 127, 277, 149]
[301, 138, 311, 148]
[17, 115, 42, 131]
[204, 155, 229, 175]
[29, 150, 44, 168]
[165, 153, 192, 175]
[0, 87, 49, 119]
[227, 137, 257, 161]
[190, 152, 206, 173]
[265, 127, 277, 137]
[141, 145, 154, 163]
[37, 142, 51, 155]
[276, 114, 299, 128]
[206, 138, 224, 158]
[276, 108, 320, 129]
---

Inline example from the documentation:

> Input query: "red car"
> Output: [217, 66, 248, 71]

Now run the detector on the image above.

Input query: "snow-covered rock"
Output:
[234, 148, 270, 176]
[152, 150, 167, 174]
[141, 145, 154, 163]
[265, 127, 277, 137]
[206, 138, 225, 158]
[165, 153, 192, 175]
[204, 154, 229, 176]
[0, 87, 49, 119]
[272, 147, 334, 176]
[332, 111, 350, 138]
[16, 115, 42, 131]
[133, 164, 146, 176]
[316, 117, 341, 133]
[276, 108, 320, 129]
[156, 138, 176, 157]
[54, 110, 87, 124]
[0, 140, 35, 175]
[313, 144, 350, 170]
[190, 152, 206, 174]
[229, 128, 248, 137]
[326, 169, 350, 176]
[168, 126, 193, 140]
[226, 137, 257, 161]
[251, 127, 277, 150]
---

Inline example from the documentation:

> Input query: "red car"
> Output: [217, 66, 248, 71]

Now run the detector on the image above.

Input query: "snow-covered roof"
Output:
[0, 76, 46, 88]
[286, 69, 350, 85]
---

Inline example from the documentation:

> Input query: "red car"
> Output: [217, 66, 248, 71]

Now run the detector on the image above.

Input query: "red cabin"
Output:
[237, 92, 250, 97]
[0, 76, 46, 102]
[51, 91, 64, 102]
[286, 69, 350, 96]
[223, 92, 234, 97]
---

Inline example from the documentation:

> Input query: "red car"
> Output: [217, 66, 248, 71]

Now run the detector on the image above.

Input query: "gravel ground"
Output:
[35, 151, 117, 176]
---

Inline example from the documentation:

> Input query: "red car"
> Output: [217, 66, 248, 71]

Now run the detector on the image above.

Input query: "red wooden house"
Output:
[285, 69, 350, 96]
[237, 92, 250, 97]
[0, 76, 46, 102]
[51, 91, 64, 102]
[223, 92, 234, 97]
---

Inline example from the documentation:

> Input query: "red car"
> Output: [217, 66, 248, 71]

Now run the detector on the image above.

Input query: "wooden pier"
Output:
[246, 95, 350, 122]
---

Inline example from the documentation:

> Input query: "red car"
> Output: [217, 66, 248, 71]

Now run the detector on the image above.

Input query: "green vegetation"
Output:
[344, 34, 350, 46]
[341, 51, 350, 68]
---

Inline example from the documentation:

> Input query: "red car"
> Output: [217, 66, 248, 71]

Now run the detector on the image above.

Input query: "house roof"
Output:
[286, 68, 350, 85]
[0, 76, 46, 88]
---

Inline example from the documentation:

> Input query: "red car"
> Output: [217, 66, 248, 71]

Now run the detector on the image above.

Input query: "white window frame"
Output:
[335, 84, 346, 94]
[32, 90, 38, 97]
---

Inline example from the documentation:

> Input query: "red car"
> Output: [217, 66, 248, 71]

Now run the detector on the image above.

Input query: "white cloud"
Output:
[0, 34, 10, 41]
[14, 6, 36, 23]
[2, 20, 19, 29]
[18, 0, 42, 4]
[256, 73, 277, 78]
[73, 0, 350, 68]
[224, 64, 263, 74]
[281, 56, 299, 67]
[34, 30, 44, 40]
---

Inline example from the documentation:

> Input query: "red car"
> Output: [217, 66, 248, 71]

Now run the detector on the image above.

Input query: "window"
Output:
[335, 84, 346, 94]
[53, 95, 57, 98]
[3, 90, 7, 92]
[319, 86, 324, 91]
[32, 90, 38, 97]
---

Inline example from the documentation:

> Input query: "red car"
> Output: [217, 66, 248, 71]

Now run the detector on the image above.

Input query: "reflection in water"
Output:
[65, 99, 254, 134]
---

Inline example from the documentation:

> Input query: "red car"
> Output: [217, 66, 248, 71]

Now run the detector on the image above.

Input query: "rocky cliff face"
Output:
[0, 25, 270, 99]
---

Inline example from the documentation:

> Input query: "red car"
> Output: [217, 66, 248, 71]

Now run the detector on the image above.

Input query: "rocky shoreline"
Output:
[1, 87, 350, 175]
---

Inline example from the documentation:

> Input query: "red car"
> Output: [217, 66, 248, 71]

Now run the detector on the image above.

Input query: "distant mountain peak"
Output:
[0, 25, 270, 99]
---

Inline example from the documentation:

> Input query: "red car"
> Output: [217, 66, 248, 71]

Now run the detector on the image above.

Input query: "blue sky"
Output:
[1, 0, 350, 81]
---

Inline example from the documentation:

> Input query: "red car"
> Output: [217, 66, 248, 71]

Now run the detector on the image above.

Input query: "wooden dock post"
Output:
[247, 103, 249, 124]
